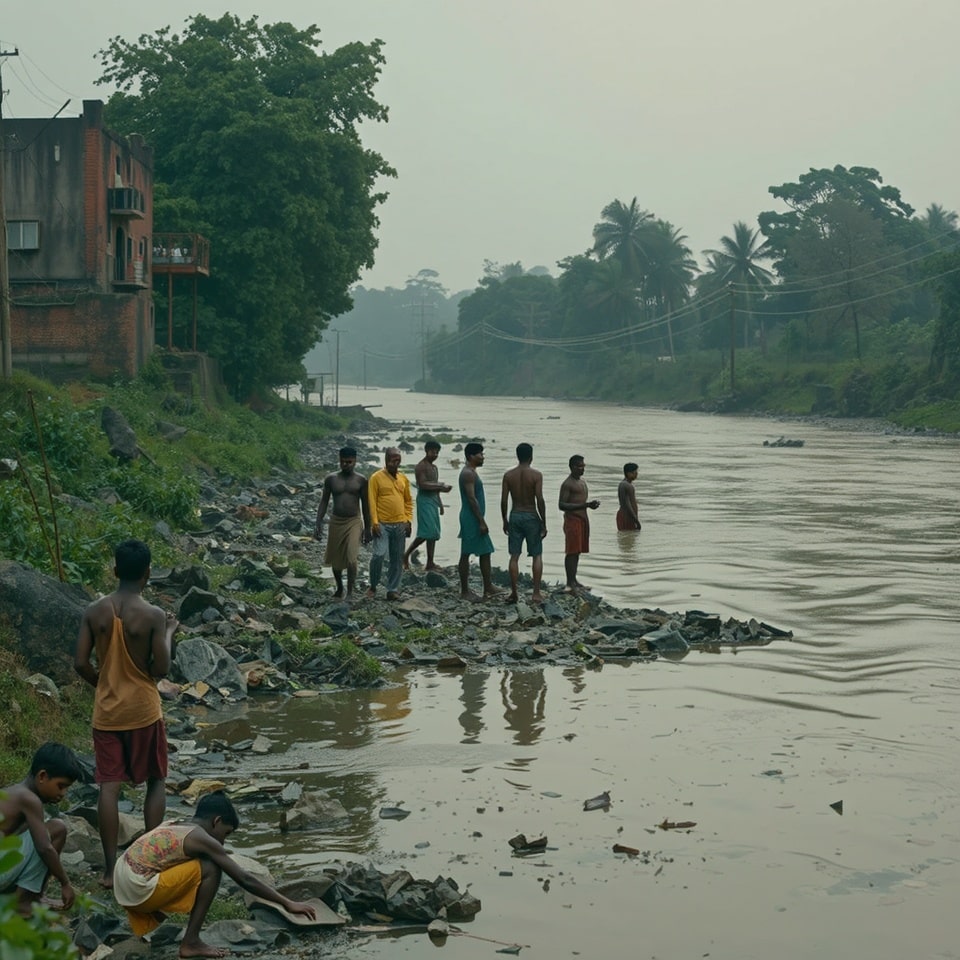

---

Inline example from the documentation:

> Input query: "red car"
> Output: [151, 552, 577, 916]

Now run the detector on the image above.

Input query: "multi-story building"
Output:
[3, 99, 155, 379]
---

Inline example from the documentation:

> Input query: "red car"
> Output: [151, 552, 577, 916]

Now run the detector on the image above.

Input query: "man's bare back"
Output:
[77, 591, 171, 680]
[502, 463, 543, 515]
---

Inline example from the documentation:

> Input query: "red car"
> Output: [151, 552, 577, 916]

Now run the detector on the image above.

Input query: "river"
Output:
[209, 388, 960, 960]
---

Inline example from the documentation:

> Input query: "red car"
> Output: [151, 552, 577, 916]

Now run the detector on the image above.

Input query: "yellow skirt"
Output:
[126, 860, 202, 937]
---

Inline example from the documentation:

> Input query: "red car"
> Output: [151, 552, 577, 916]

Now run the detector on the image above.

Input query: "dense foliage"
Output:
[337, 165, 958, 427]
[98, 13, 394, 396]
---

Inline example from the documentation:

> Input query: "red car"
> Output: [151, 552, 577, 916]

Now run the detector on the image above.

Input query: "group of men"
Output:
[315, 441, 643, 604]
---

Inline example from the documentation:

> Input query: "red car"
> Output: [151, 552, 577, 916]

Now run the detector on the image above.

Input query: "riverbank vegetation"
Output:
[1, 360, 368, 779]
[329, 167, 960, 432]
[0, 360, 355, 588]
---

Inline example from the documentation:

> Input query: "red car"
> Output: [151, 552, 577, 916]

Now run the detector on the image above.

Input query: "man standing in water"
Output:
[458, 442, 499, 601]
[616, 462, 642, 530]
[558, 454, 600, 593]
[367, 447, 413, 601]
[74, 539, 176, 888]
[501, 442, 547, 604]
[403, 440, 452, 571]
[314, 446, 371, 600]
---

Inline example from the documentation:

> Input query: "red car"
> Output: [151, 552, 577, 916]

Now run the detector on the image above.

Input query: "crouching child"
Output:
[113, 791, 316, 958]
[0, 742, 82, 915]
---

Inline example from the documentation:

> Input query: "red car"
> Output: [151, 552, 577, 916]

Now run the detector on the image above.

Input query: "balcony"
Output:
[152, 233, 210, 276]
[108, 187, 146, 219]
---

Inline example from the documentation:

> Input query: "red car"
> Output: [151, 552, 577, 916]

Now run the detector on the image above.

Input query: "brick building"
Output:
[4, 99, 155, 379]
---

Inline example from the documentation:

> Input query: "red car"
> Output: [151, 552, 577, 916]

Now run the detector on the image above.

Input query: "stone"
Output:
[173, 637, 247, 697]
[101, 406, 140, 461]
[0, 561, 89, 685]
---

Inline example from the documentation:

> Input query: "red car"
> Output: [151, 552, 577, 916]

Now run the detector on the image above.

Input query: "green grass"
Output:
[0, 646, 93, 785]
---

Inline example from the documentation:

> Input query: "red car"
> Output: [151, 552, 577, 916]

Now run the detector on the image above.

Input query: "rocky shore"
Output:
[2, 418, 796, 958]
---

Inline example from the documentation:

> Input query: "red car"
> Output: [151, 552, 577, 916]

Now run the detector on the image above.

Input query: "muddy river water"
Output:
[205, 388, 960, 960]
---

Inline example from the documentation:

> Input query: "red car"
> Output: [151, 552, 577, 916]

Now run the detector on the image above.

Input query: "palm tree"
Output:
[920, 203, 959, 247]
[703, 221, 775, 350]
[643, 220, 697, 359]
[592, 198, 655, 281]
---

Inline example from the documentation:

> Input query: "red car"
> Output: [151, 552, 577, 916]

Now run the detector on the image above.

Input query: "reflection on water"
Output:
[206, 389, 958, 959]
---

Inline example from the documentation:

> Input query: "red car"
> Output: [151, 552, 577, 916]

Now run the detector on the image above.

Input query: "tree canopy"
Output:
[98, 13, 394, 395]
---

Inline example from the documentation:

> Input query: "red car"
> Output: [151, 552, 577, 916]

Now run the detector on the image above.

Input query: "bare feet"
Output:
[365, 587, 376, 599]
[332, 588, 344, 599]
[98, 874, 114, 890]
[386, 591, 402, 601]
[424, 563, 440, 572]
[531, 593, 544, 605]
[460, 590, 483, 603]
[179, 939, 229, 958]
[483, 586, 504, 599]
[506, 593, 518, 604]
[401, 556, 411, 570]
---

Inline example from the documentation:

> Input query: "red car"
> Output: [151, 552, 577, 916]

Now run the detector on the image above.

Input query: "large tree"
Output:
[759, 165, 914, 274]
[98, 13, 394, 395]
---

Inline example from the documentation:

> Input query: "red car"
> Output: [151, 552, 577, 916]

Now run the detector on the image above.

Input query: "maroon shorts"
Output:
[563, 513, 589, 555]
[616, 509, 640, 531]
[93, 719, 168, 784]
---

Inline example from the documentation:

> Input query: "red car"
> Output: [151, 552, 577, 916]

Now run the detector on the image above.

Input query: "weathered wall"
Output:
[11, 290, 153, 379]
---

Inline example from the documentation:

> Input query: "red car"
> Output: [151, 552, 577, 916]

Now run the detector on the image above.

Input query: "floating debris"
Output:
[380, 806, 412, 820]
[763, 437, 805, 447]
[583, 791, 611, 811]
[508, 834, 547, 852]
[830, 800, 844, 815]
[658, 819, 697, 831]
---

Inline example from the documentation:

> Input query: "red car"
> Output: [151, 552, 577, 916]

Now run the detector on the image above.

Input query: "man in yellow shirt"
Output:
[367, 447, 413, 600]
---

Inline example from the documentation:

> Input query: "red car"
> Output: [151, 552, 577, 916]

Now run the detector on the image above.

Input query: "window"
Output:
[7, 221, 40, 250]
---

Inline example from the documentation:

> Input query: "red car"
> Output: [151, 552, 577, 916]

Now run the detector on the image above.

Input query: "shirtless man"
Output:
[458, 442, 499, 601]
[314, 446, 371, 600]
[75, 538, 176, 887]
[500, 442, 547, 604]
[558, 454, 600, 593]
[403, 441, 452, 571]
[616, 462, 642, 530]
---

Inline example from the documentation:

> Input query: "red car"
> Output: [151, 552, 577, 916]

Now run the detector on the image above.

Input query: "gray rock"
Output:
[0, 561, 88, 685]
[173, 637, 247, 697]
[176, 586, 225, 621]
[101, 406, 140, 461]
[321, 604, 352, 632]
[280, 791, 350, 831]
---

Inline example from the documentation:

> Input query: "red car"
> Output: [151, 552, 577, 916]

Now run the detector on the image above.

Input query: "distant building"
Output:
[4, 99, 154, 379]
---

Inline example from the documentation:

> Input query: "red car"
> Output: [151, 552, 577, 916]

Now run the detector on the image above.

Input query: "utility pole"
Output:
[0, 47, 21, 379]
[334, 329, 340, 409]
[728, 283, 736, 393]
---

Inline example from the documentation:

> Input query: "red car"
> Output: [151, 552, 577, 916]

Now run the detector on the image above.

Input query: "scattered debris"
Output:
[583, 790, 611, 811]
[830, 800, 844, 815]
[612, 843, 639, 856]
[658, 819, 697, 831]
[763, 436, 805, 447]
[380, 805, 412, 820]
[508, 834, 547, 852]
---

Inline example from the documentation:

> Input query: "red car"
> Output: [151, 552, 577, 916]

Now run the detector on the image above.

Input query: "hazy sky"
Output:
[3, 1, 958, 294]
